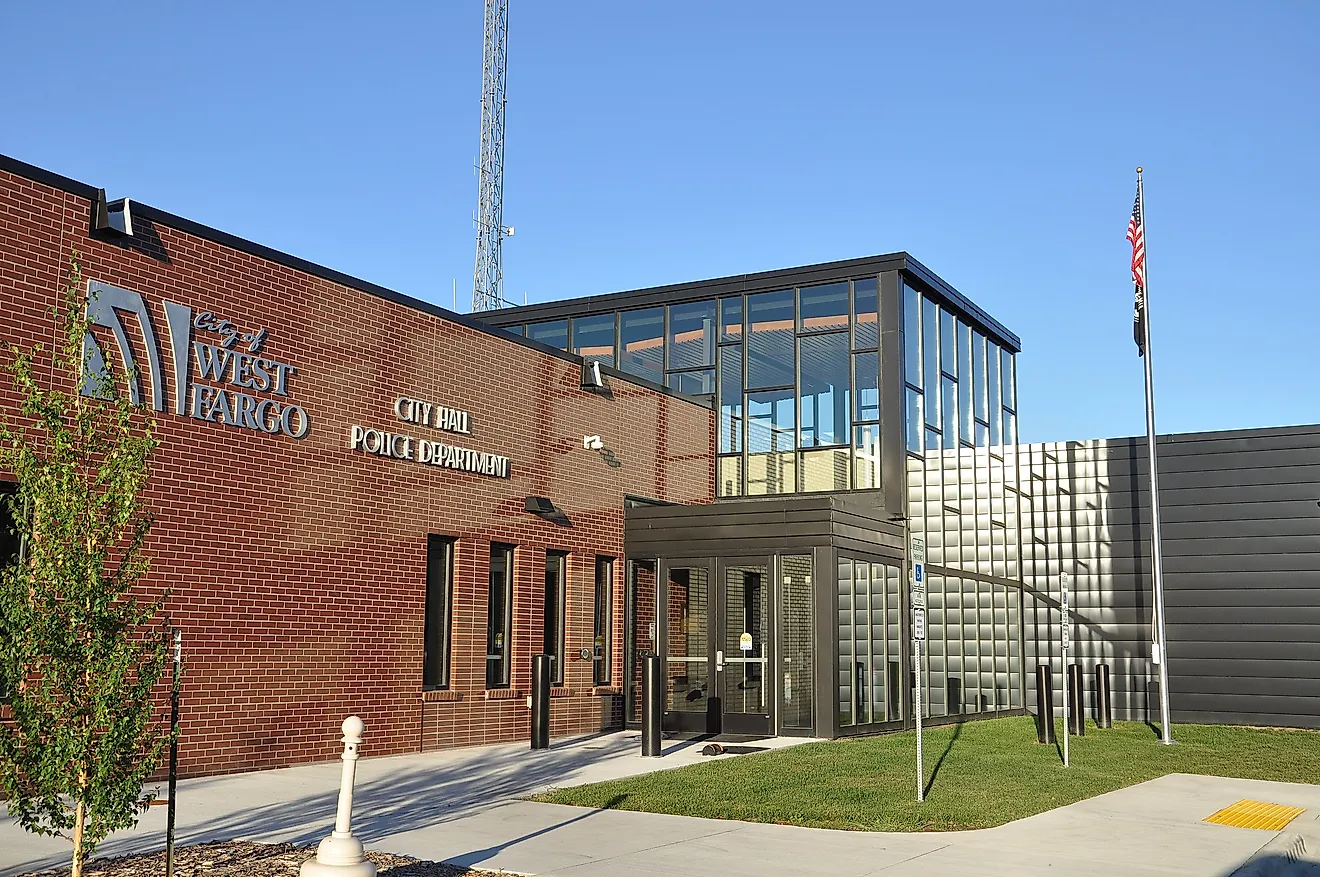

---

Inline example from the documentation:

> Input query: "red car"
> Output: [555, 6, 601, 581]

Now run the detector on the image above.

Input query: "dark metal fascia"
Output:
[479, 252, 911, 325]
[899, 254, 1022, 353]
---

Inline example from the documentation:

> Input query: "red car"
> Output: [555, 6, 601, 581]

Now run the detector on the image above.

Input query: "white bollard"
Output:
[301, 717, 377, 877]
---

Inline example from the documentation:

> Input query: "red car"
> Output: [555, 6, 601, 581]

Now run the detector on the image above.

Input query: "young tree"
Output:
[0, 258, 170, 877]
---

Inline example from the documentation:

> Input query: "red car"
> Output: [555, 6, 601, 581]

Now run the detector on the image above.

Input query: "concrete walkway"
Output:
[5, 732, 1320, 876]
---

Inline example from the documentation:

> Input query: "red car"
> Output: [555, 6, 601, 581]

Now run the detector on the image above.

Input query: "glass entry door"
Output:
[661, 558, 773, 736]
[663, 561, 713, 733]
[720, 562, 771, 734]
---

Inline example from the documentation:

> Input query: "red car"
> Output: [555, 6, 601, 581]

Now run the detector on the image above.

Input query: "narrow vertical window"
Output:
[487, 543, 514, 689]
[544, 551, 567, 684]
[0, 483, 18, 701]
[423, 535, 455, 690]
[594, 557, 614, 686]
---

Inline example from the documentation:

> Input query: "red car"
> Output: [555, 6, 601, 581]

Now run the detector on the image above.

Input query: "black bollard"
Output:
[531, 653, 552, 750]
[641, 653, 663, 756]
[1068, 664, 1084, 736]
[1036, 664, 1055, 743]
[1095, 663, 1113, 729]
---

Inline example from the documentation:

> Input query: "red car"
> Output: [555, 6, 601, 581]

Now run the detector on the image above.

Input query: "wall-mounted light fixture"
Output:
[580, 360, 605, 390]
[92, 189, 134, 237]
[525, 496, 556, 516]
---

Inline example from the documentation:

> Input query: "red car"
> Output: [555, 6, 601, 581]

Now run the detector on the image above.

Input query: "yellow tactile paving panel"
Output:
[1204, 799, 1306, 831]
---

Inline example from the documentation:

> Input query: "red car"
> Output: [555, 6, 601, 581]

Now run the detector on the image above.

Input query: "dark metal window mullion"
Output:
[793, 287, 802, 492]
[741, 300, 750, 493]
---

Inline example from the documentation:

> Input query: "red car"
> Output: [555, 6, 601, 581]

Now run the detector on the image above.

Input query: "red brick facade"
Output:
[0, 157, 715, 778]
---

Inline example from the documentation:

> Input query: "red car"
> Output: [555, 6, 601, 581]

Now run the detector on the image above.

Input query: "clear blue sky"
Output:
[4, 2, 1317, 443]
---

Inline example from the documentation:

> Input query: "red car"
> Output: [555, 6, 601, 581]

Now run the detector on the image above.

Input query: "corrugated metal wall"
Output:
[1021, 424, 1320, 729]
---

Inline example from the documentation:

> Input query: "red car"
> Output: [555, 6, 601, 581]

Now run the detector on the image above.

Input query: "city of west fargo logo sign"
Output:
[81, 280, 310, 438]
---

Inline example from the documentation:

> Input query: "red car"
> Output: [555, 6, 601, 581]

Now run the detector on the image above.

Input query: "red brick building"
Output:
[0, 154, 715, 778]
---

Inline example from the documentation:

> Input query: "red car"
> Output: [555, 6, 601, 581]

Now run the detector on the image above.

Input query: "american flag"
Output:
[1127, 189, 1146, 289]
[1128, 183, 1147, 355]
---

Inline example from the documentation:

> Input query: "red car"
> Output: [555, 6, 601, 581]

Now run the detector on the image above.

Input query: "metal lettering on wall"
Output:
[81, 280, 311, 439]
[348, 397, 511, 479]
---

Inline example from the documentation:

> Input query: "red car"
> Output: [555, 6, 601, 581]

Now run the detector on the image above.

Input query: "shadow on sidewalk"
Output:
[445, 795, 627, 868]
[22, 734, 650, 871]
[1219, 853, 1320, 876]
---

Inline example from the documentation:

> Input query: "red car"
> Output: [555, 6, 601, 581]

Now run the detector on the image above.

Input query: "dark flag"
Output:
[1127, 186, 1147, 355]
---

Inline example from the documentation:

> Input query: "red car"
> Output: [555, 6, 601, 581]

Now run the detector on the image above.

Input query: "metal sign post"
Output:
[166, 628, 181, 877]
[1061, 573, 1070, 768]
[910, 536, 927, 801]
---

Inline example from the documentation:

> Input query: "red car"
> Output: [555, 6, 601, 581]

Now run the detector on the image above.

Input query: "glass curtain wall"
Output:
[902, 281, 1024, 716]
[837, 556, 903, 729]
[522, 276, 882, 497]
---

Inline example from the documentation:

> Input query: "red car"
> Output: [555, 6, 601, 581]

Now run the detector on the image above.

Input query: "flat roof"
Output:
[479, 251, 1022, 353]
[0, 151, 711, 409]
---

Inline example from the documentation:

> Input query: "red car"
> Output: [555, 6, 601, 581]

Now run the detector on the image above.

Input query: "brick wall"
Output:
[0, 159, 715, 777]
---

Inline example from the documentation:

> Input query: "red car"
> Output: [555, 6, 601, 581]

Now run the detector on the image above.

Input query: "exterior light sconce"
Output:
[92, 189, 134, 237]
[525, 496, 571, 527]
[525, 496, 555, 516]
[580, 359, 605, 391]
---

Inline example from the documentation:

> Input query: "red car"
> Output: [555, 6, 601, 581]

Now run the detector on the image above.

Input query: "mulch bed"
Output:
[19, 841, 519, 877]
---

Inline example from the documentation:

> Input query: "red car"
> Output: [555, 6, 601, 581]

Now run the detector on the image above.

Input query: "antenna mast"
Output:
[472, 0, 510, 312]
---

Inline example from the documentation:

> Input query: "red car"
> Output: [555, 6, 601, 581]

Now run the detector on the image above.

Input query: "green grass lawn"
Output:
[534, 717, 1320, 832]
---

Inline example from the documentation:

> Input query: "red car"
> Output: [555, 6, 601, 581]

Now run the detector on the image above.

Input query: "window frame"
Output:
[486, 542, 515, 689]
[593, 556, 614, 686]
[422, 534, 456, 690]
[544, 550, 568, 685]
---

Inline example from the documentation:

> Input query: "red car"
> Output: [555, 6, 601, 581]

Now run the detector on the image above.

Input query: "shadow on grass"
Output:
[922, 721, 963, 798]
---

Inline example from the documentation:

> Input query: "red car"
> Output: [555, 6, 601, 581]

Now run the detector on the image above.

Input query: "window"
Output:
[987, 341, 1003, 447]
[619, 308, 664, 382]
[799, 332, 849, 447]
[799, 282, 848, 332]
[667, 300, 716, 371]
[544, 552, 567, 684]
[837, 557, 902, 727]
[905, 387, 923, 454]
[940, 309, 957, 377]
[958, 321, 973, 444]
[527, 320, 567, 351]
[903, 284, 921, 386]
[0, 483, 18, 571]
[667, 369, 714, 396]
[487, 543, 514, 688]
[594, 557, 613, 686]
[719, 297, 743, 343]
[422, 536, 455, 690]
[719, 345, 743, 454]
[854, 351, 879, 422]
[0, 484, 16, 701]
[922, 298, 939, 427]
[747, 388, 795, 495]
[572, 313, 616, 367]
[852, 277, 879, 350]
[746, 289, 794, 388]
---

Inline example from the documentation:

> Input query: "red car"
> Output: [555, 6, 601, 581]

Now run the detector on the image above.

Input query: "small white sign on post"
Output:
[910, 535, 927, 802]
[1061, 571, 1071, 768]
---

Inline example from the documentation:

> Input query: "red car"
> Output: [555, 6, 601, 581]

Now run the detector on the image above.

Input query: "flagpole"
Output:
[1137, 167, 1174, 745]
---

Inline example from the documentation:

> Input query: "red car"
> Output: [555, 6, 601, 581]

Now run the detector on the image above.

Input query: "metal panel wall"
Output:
[1020, 424, 1320, 729]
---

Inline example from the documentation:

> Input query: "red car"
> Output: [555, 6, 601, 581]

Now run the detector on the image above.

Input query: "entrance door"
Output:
[719, 561, 771, 735]
[661, 558, 772, 736]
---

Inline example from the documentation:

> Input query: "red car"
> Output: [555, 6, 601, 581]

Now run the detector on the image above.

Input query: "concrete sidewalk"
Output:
[5, 732, 1320, 876]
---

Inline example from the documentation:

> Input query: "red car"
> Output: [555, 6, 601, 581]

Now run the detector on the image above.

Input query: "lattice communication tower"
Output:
[472, 0, 510, 312]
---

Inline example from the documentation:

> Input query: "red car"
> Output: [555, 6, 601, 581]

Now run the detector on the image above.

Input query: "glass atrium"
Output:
[485, 255, 1027, 737]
